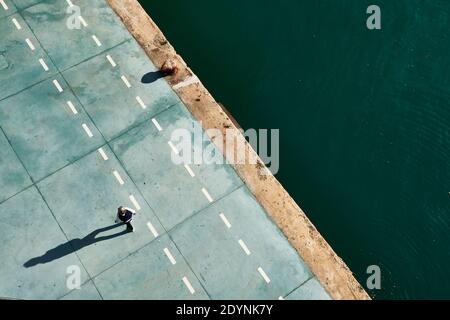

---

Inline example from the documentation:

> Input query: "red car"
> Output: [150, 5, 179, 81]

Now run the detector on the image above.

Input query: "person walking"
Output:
[115, 206, 137, 232]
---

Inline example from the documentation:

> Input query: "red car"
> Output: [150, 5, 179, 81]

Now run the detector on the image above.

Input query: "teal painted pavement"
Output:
[0, 0, 17, 18]
[21, 0, 130, 71]
[286, 277, 331, 300]
[0, 12, 57, 101]
[0, 187, 91, 299]
[0, 76, 104, 181]
[61, 280, 101, 300]
[63, 39, 180, 141]
[110, 103, 244, 230]
[0, 129, 31, 203]
[0, 0, 330, 299]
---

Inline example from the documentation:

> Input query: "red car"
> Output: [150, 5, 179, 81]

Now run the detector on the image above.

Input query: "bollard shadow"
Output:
[23, 223, 130, 268]
[141, 71, 165, 84]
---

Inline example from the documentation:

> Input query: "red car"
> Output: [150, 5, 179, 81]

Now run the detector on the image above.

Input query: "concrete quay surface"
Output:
[0, 0, 368, 299]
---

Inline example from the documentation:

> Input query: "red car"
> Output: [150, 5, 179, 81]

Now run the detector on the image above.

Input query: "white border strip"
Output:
[201, 188, 213, 203]
[98, 148, 108, 161]
[168, 141, 179, 154]
[1, 0, 8, 10]
[78, 16, 88, 27]
[106, 54, 116, 67]
[25, 38, 35, 51]
[82, 123, 93, 138]
[219, 213, 231, 228]
[136, 96, 146, 109]
[258, 267, 271, 284]
[182, 276, 195, 294]
[173, 75, 200, 90]
[113, 170, 125, 185]
[163, 248, 177, 265]
[53, 79, 63, 92]
[121, 75, 131, 88]
[66, 101, 78, 114]
[39, 58, 49, 71]
[92, 35, 102, 47]
[152, 118, 162, 131]
[184, 164, 195, 177]
[238, 239, 251, 255]
[129, 195, 141, 211]
[12, 18, 21, 30]
[146, 221, 159, 238]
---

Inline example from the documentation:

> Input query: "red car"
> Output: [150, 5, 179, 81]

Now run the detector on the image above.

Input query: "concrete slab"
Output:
[0, 0, 335, 300]
[61, 280, 102, 300]
[155, 102, 244, 197]
[113, 0, 367, 300]
[0, 129, 32, 203]
[11, 0, 42, 10]
[0, 0, 17, 18]
[93, 234, 209, 300]
[22, 0, 130, 71]
[110, 103, 243, 230]
[170, 186, 312, 299]
[0, 13, 57, 101]
[0, 187, 89, 299]
[63, 39, 181, 141]
[37, 145, 164, 277]
[286, 277, 332, 300]
[0, 76, 104, 181]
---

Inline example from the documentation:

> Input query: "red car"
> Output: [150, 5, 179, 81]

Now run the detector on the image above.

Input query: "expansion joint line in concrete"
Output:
[101, 125, 209, 297]
[35, 184, 103, 299]
[167, 232, 212, 299]
[45, 0, 194, 296]
[8, 3, 126, 300]
[282, 275, 315, 300]
[103, 0, 370, 299]
[4, 0, 291, 299]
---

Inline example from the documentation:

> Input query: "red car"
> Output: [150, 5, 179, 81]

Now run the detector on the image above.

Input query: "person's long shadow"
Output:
[23, 223, 130, 268]
[141, 71, 165, 84]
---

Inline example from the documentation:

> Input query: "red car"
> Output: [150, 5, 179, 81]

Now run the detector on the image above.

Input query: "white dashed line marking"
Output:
[184, 164, 195, 177]
[219, 213, 231, 228]
[163, 248, 177, 265]
[113, 170, 124, 185]
[25, 38, 35, 51]
[78, 16, 88, 27]
[278, 296, 284, 300]
[238, 239, 251, 256]
[1, 0, 8, 10]
[66, 0, 74, 7]
[98, 148, 108, 161]
[92, 35, 102, 47]
[38, 58, 49, 71]
[53, 79, 63, 92]
[151, 118, 162, 131]
[82, 123, 93, 138]
[258, 267, 271, 284]
[201, 188, 213, 203]
[129, 195, 141, 211]
[12, 18, 21, 30]
[146, 221, 158, 238]
[120, 75, 131, 88]
[168, 141, 179, 154]
[136, 96, 146, 109]
[106, 54, 116, 67]
[182, 277, 195, 295]
[66, 101, 78, 115]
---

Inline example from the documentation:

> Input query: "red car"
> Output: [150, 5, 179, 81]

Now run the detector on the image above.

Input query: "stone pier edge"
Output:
[106, 0, 370, 300]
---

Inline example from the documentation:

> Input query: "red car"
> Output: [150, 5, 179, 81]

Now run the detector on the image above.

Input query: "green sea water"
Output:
[139, 0, 450, 299]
